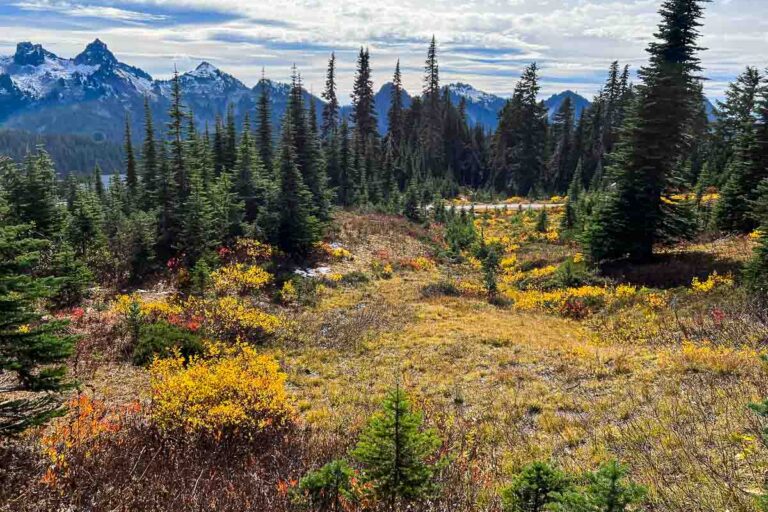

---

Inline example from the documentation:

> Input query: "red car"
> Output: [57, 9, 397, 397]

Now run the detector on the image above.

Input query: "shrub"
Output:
[549, 461, 646, 512]
[211, 263, 272, 295]
[352, 386, 442, 507]
[149, 344, 293, 438]
[340, 271, 370, 286]
[132, 321, 204, 366]
[500, 461, 570, 512]
[421, 280, 461, 298]
[295, 459, 358, 511]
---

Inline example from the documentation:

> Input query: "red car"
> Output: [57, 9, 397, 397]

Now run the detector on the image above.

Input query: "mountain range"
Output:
[0, 39, 599, 148]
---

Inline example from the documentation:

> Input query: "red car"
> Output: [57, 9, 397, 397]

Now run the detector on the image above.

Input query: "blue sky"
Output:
[1, 0, 766, 102]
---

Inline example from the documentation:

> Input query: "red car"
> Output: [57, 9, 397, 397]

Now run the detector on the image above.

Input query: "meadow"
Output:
[4, 205, 767, 511]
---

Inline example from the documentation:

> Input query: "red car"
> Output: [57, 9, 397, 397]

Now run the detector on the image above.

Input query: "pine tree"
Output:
[66, 188, 104, 257]
[225, 104, 238, 173]
[351, 386, 441, 508]
[287, 69, 330, 220]
[387, 60, 405, 150]
[208, 170, 244, 245]
[256, 76, 274, 176]
[124, 114, 138, 203]
[321, 53, 340, 142]
[92, 163, 105, 200]
[337, 119, 355, 207]
[178, 167, 215, 265]
[501, 462, 570, 512]
[548, 96, 576, 193]
[234, 114, 268, 224]
[351, 47, 379, 146]
[0, 218, 75, 435]
[275, 118, 320, 254]
[713, 68, 766, 232]
[491, 63, 548, 196]
[141, 97, 159, 209]
[420, 36, 444, 173]
[5, 149, 63, 238]
[583, 0, 709, 262]
[167, 68, 188, 201]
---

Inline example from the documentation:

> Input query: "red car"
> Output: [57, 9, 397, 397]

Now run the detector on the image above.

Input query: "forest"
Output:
[2, 0, 768, 510]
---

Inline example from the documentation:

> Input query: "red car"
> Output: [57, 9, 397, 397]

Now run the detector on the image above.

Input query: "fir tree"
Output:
[321, 53, 340, 141]
[351, 386, 442, 508]
[491, 63, 548, 196]
[167, 68, 188, 201]
[420, 36, 444, 172]
[5, 149, 63, 238]
[501, 462, 570, 512]
[548, 96, 576, 193]
[225, 104, 238, 173]
[141, 97, 159, 209]
[234, 113, 268, 224]
[387, 60, 405, 150]
[583, 0, 709, 262]
[256, 75, 274, 176]
[0, 219, 75, 435]
[275, 119, 320, 254]
[124, 114, 138, 203]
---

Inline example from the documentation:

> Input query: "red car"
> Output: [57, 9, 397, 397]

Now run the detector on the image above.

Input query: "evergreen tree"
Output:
[256, 76, 274, 176]
[140, 97, 159, 209]
[321, 53, 340, 141]
[420, 36, 444, 172]
[167, 68, 188, 201]
[491, 63, 548, 196]
[124, 114, 138, 203]
[0, 218, 75, 435]
[351, 47, 379, 146]
[209, 170, 244, 245]
[713, 68, 766, 232]
[178, 167, 214, 265]
[66, 188, 104, 257]
[296, 460, 357, 512]
[234, 114, 268, 224]
[501, 462, 570, 512]
[287, 69, 331, 220]
[275, 119, 320, 254]
[387, 60, 405, 150]
[549, 461, 646, 512]
[548, 96, 576, 193]
[225, 104, 238, 173]
[583, 0, 709, 262]
[4, 149, 63, 238]
[351, 386, 442, 508]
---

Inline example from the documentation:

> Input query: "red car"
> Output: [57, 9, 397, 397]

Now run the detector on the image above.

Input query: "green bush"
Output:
[421, 280, 461, 298]
[501, 462, 570, 512]
[295, 459, 357, 511]
[132, 321, 203, 366]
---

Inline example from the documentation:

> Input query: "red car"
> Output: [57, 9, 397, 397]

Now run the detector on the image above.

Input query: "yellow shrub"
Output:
[233, 238, 273, 261]
[280, 280, 298, 304]
[659, 341, 759, 376]
[691, 271, 733, 294]
[185, 296, 280, 340]
[112, 294, 182, 318]
[150, 344, 293, 436]
[211, 264, 271, 295]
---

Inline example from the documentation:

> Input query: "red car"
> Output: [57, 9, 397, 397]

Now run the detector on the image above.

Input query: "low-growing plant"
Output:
[149, 343, 293, 438]
[500, 461, 570, 512]
[295, 459, 358, 512]
[352, 386, 442, 508]
[132, 320, 204, 366]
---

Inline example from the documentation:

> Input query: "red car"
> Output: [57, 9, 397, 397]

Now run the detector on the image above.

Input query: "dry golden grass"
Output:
[11, 211, 768, 512]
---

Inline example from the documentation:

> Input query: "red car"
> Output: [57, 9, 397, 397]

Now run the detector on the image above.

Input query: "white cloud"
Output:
[1, 0, 766, 101]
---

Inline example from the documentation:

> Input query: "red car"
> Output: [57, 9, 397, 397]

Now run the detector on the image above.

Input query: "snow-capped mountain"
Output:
[446, 82, 507, 129]
[0, 38, 615, 145]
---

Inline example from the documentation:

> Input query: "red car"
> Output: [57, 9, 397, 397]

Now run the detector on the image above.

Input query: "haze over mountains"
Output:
[0, 39, 596, 150]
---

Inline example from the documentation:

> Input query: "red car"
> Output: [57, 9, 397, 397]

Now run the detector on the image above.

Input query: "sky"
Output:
[0, 0, 766, 103]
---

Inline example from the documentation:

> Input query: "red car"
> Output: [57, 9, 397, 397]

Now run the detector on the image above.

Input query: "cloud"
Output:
[12, 0, 167, 23]
[0, 0, 765, 101]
